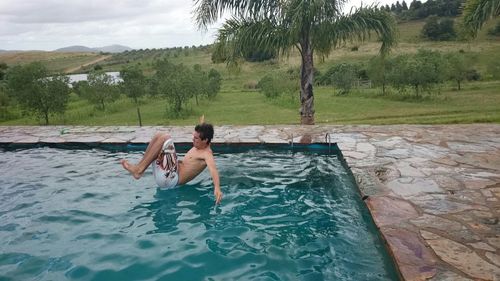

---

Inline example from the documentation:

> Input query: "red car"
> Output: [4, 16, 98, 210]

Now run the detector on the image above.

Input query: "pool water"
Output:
[0, 146, 398, 280]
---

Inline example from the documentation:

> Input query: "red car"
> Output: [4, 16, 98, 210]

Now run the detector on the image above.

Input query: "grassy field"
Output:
[1, 19, 499, 126]
[2, 79, 498, 126]
[0, 52, 105, 73]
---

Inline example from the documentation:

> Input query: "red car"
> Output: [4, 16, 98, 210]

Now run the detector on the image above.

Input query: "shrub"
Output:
[244, 50, 276, 62]
[465, 69, 481, 81]
[421, 16, 456, 41]
[243, 80, 259, 90]
[317, 63, 360, 94]
[257, 73, 297, 99]
[487, 22, 500, 36]
[257, 75, 280, 98]
[386, 50, 447, 96]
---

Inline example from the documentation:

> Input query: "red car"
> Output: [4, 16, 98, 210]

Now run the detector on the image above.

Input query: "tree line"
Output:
[380, 0, 465, 20]
[1, 60, 221, 125]
[257, 50, 480, 99]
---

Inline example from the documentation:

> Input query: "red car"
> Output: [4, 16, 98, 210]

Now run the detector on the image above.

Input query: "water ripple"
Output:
[0, 148, 398, 280]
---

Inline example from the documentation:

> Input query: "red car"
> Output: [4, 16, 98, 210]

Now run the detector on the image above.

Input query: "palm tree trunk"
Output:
[299, 41, 315, 125]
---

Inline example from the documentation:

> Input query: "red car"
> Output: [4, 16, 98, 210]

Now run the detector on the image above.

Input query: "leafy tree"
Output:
[152, 59, 193, 116]
[81, 70, 119, 110]
[207, 69, 222, 99]
[318, 63, 360, 95]
[0, 62, 8, 80]
[0, 62, 7, 118]
[387, 50, 447, 96]
[422, 16, 441, 39]
[402, 1, 409, 10]
[71, 80, 89, 97]
[422, 16, 456, 40]
[367, 56, 389, 94]
[410, 0, 422, 10]
[463, 0, 500, 37]
[401, 0, 463, 20]
[192, 64, 205, 105]
[120, 65, 146, 126]
[330, 64, 358, 95]
[194, 0, 396, 124]
[6, 62, 70, 124]
[444, 52, 471, 90]
[0, 83, 10, 120]
[257, 73, 298, 99]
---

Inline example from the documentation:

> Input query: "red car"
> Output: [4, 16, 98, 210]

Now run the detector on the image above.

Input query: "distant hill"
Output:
[54, 44, 132, 53]
[55, 45, 96, 52]
[95, 44, 132, 53]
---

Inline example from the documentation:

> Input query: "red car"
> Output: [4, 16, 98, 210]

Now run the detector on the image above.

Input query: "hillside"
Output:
[1, 19, 499, 126]
[55, 45, 96, 52]
[0, 52, 107, 73]
[1, 19, 498, 74]
[54, 44, 133, 53]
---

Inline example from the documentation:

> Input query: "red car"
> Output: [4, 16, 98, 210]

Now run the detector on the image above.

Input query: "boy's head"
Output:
[194, 123, 214, 144]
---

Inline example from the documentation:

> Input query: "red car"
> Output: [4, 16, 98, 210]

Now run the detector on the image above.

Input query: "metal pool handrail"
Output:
[325, 133, 332, 153]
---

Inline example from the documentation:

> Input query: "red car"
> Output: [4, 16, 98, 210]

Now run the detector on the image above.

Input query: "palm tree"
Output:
[194, 0, 397, 124]
[463, 0, 500, 37]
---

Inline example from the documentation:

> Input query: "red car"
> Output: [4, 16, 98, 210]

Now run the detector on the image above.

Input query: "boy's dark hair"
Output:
[195, 123, 214, 144]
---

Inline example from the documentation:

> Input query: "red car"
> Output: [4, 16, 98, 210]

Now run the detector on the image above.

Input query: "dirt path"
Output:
[64, 55, 112, 73]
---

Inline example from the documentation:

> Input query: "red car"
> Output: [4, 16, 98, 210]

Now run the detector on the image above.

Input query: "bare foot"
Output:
[120, 159, 143, 179]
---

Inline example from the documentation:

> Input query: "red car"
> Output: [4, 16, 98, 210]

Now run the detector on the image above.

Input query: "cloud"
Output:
[0, 0, 397, 51]
[0, 0, 186, 24]
[0, 0, 218, 50]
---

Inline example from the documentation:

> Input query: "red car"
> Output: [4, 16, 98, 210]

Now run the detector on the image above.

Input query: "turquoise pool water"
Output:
[0, 146, 398, 280]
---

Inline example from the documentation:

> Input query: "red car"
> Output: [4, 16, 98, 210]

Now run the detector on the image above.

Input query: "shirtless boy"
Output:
[121, 123, 223, 204]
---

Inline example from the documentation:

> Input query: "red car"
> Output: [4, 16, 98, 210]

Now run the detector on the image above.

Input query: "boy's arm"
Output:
[205, 152, 223, 204]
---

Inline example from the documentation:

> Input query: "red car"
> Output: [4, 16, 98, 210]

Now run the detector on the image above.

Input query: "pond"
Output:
[67, 72, 122, 85]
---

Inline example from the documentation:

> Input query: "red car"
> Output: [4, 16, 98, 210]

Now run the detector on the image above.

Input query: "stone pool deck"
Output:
[0, 124, 499, 281]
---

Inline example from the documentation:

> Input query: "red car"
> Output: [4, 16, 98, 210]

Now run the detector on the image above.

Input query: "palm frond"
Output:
[462, 0, 500, 37]
[193, 0, 282, 29]
[313, 7, 397, 56]
[213, 16, 295, 65]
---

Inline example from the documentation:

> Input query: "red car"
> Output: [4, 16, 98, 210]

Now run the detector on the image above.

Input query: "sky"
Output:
[1, 0, 399, 51]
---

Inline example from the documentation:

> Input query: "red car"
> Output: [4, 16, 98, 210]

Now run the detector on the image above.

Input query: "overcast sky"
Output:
[1, 0, 399, 51]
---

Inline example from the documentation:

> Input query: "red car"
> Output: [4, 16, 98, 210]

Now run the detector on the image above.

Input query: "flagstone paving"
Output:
[1, 124, 499, 280]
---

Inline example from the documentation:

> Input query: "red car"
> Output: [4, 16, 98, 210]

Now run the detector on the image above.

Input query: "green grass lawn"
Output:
[2, 80, 499, 126]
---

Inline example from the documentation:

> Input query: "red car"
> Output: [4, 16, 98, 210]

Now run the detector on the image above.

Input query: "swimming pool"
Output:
[0, 145, 398, 280]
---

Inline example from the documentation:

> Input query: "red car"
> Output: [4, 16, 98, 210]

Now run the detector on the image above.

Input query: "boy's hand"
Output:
[214, 188, 223, 204]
